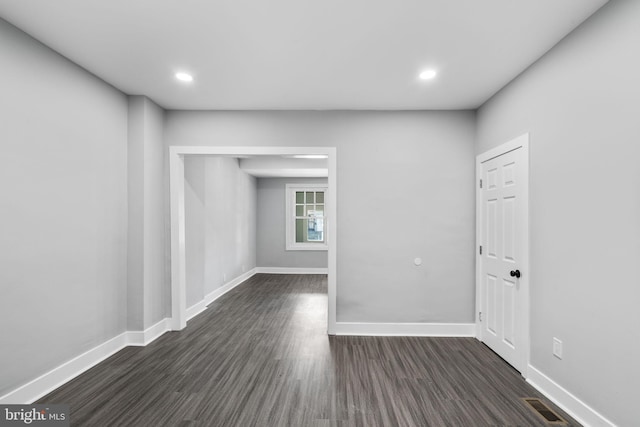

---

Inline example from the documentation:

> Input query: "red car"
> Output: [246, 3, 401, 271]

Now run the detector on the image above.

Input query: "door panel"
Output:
[503, 197, 516, 261]
[486, 275, 497, 335]
[503, 278, 516, 347]
[487, 199, 498, 257]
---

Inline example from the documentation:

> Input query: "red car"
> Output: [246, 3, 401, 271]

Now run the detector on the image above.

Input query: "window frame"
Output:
[285, 183, 328, 251]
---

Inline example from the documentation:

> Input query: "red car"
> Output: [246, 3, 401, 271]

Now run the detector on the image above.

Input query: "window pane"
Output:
[296, 205, 304, 216]
[295, 218, 324, 243]
[306, 205, 316, 216]
[296, 192, 304, 204]
[314, 204, 324, 215]
[316, 192, 324, 203]
[306, 192, 314, 203]
[307, 217, 324, 242]
[296, 219, 306, 242]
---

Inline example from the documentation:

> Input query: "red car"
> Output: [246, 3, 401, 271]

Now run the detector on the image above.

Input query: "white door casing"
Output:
[169, 146, 337, 334]
[476, 134, 529, 375]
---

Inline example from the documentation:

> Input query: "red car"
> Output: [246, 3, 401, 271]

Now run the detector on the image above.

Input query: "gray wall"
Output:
[184, 157, 206, 306]
[141, 99, 168, 328]
[127, 96, 168, 331]
[256, 178, 328, 269]
[184, 157, 258, 308]
[0, 18, 128, 396]
[476, 1, 640, 425]
[165, 111, 476, 323]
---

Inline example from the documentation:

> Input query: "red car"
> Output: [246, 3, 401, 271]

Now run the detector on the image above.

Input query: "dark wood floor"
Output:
[39, 274, 579, 426]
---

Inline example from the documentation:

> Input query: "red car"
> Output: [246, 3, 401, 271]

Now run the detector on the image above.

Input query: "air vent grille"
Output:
[522, 398, 568, 425]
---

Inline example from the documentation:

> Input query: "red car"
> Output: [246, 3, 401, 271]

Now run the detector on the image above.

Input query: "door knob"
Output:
[510, 270, 521, 278]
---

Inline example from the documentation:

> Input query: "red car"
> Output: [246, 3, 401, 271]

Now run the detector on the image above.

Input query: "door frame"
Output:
[169, 146, 337, 334]
[475, 133, 530, 376]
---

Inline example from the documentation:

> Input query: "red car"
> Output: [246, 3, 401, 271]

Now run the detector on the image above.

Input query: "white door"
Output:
[477, 135, 529, 374]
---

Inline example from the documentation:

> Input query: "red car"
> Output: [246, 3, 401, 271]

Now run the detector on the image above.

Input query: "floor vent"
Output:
[522, 398, 568, 425]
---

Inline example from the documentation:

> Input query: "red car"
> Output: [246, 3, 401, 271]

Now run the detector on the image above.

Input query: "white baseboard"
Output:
[204, 268, 258, 306]
[334, 322, 476, 337]
[255, 267, 328, 274]
[0, 268, 263, 405]
[186, 301, 207, 322]
[0, 317, 174, 405]
[0, 332, 129, 404]
[126, 318, 172, 346]
[184, 269, 259, 322]
[527, 365, 616, 427]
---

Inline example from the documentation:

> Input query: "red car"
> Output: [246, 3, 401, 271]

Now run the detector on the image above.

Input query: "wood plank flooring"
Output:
[39, 274, 580, 426]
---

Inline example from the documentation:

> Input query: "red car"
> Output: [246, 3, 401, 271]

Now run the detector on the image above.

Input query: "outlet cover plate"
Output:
[553, 337, 563, 359]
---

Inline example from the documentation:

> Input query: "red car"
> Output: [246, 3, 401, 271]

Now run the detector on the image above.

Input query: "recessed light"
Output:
[419, 69, 437, 80]
[175, 72, 193, 82]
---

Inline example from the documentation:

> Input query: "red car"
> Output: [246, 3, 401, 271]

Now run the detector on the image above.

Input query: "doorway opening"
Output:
[169, 146, 337, 334]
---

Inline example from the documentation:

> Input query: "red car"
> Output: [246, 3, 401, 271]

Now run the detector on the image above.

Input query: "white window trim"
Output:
[285, 183, 328, 251]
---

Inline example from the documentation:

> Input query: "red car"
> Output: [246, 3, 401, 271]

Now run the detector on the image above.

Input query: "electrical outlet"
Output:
[553, 337, 563, 359]
[223, 274, 227, 282]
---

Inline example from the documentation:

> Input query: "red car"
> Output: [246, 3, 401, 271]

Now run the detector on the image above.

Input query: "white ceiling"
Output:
[0, 0, 608, 110]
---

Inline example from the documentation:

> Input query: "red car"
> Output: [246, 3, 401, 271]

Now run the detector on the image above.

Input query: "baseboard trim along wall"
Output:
[334, 322, 476, 337]
[255, 267, 328, 274]
[527, 365, 616, 427]
[127, 318, 173, 346]
[0, 332, 129, 404]
[185, 301, 208, 322]
[204, 268, 258, 306]
[0, 269, 261, 405]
